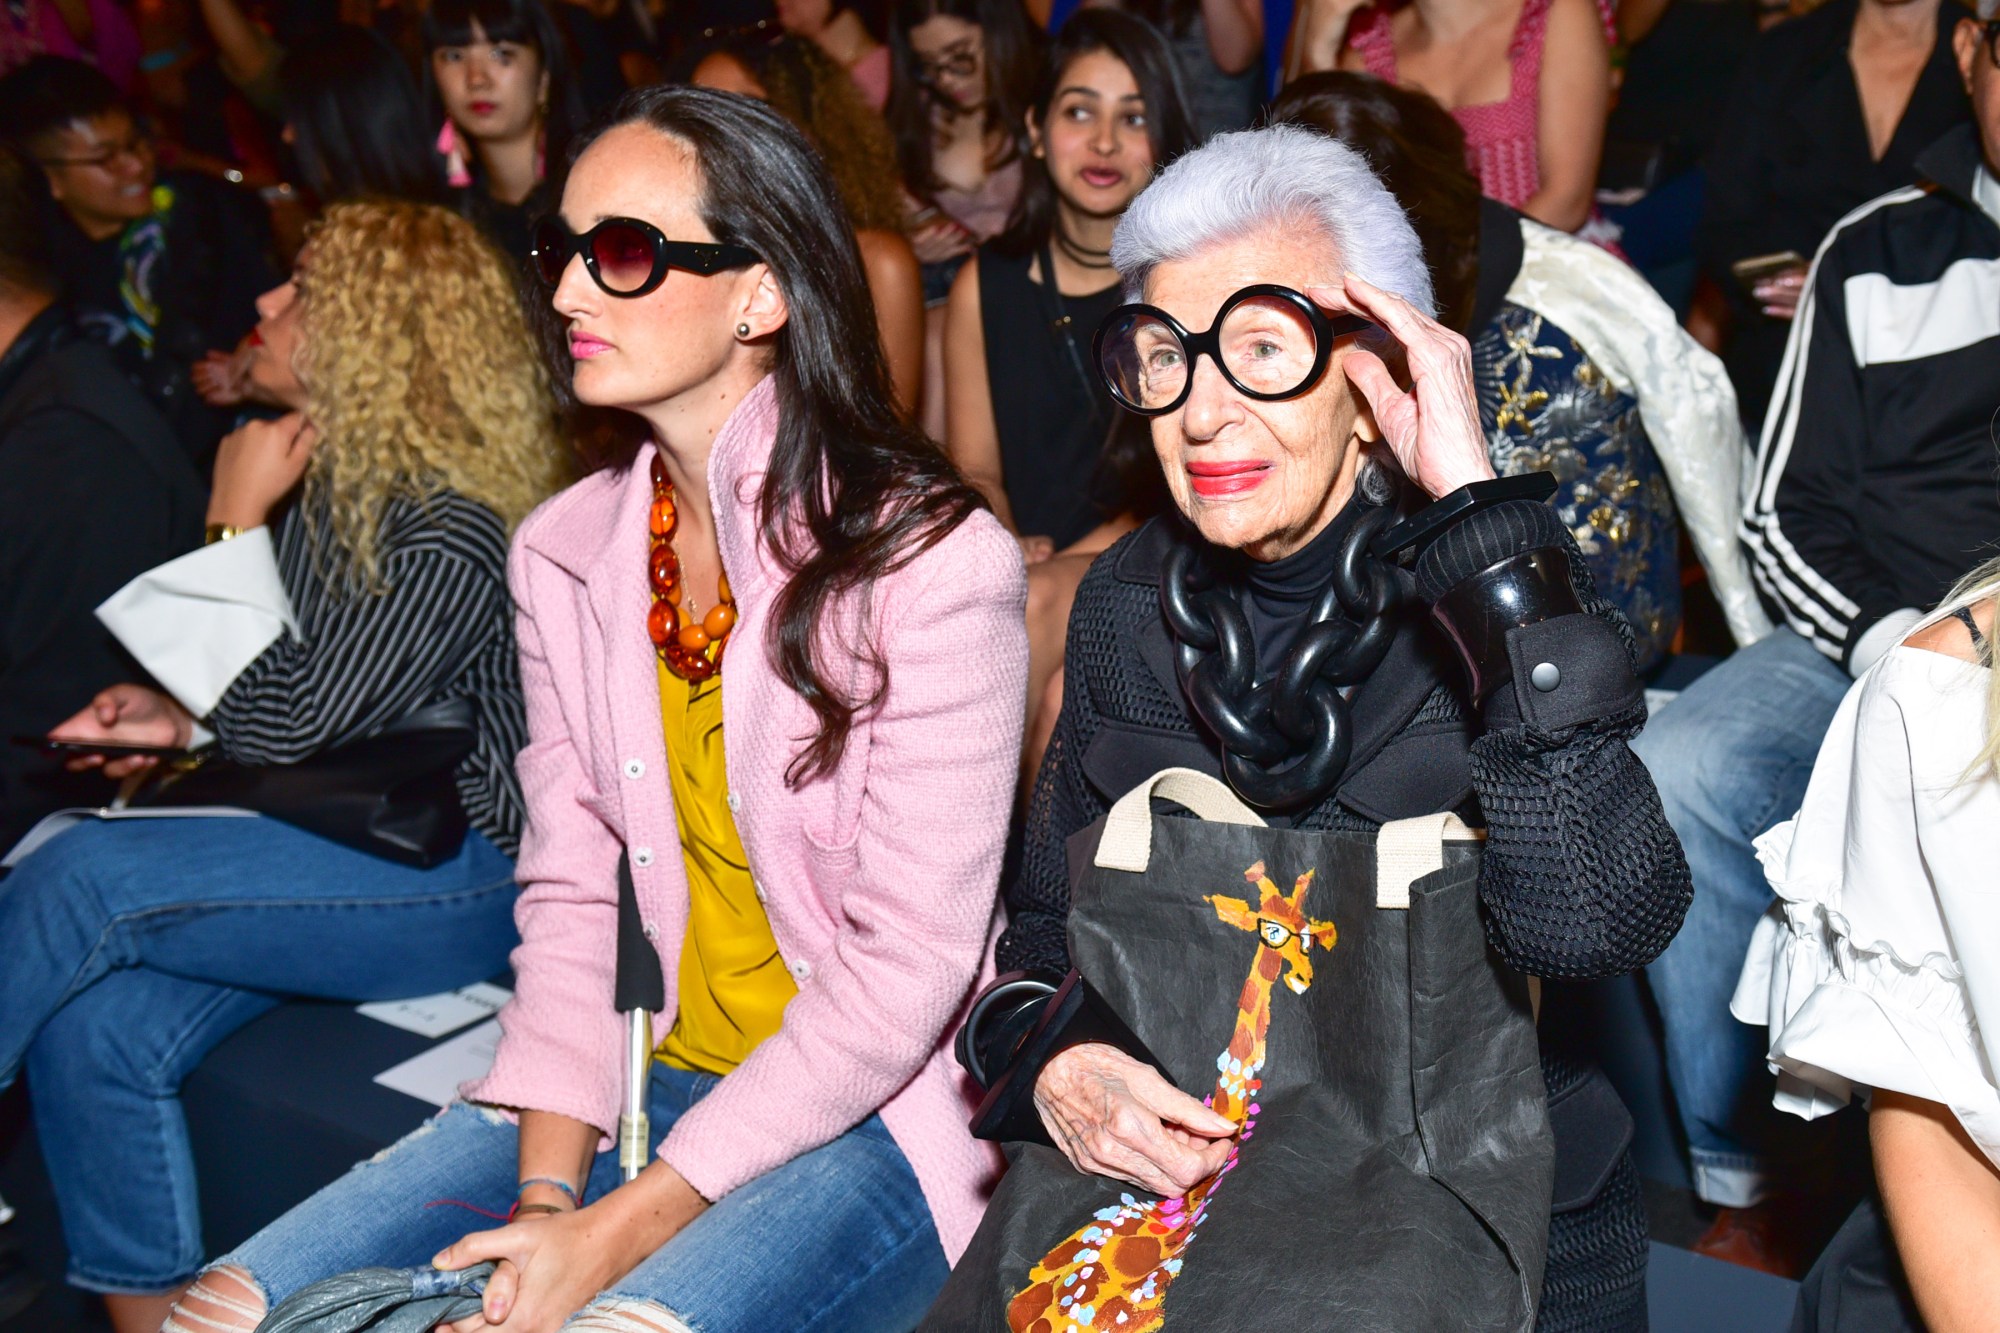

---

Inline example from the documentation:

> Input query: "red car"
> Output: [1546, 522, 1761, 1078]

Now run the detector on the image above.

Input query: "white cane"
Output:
[612, 851, 663, 1182]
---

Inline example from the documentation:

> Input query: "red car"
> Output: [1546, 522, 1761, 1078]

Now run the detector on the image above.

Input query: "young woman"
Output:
[5, 200, 562, 1333]
[943, 9, 1192, 729]
[162, 85, 1026, 1333]
[888, 0, 1041, 272]
[1735, 558, 1999, 1331]
[888, 0, 1041, 437]
[1286, 0, 1614, 233]
[775, 0, 892, 109]
[692, 36, 925, 418]
[1065, 0, 1266, 139]
[424, 0, 588, 263]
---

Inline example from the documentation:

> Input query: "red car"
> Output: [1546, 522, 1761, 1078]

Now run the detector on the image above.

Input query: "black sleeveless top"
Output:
[976, 246, 1125, 548]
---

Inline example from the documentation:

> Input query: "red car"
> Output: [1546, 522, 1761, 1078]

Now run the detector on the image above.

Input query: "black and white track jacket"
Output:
[1742, 124, 2000, 673]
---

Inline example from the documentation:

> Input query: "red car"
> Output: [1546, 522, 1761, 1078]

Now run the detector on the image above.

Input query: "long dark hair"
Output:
[1270, 72, 1481, 334]
[421, 0, 588, 181]
[885, 0, 1041, 201]
[557, 86, 987, 784]
[282, 26, 448, 205]
[993, 8, 1196, 258]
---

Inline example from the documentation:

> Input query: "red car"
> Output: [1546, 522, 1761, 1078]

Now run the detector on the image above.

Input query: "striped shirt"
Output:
[1741, 125, 2000, 675]
[205, 487, 526, 855]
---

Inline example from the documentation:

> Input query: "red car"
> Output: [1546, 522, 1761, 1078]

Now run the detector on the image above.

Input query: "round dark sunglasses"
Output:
[530, 216, 761, 298]
[1094, 284, 1374, 417]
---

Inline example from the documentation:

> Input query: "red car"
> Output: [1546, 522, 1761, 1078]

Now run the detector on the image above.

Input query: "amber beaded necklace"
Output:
[647, 453, 737, 682]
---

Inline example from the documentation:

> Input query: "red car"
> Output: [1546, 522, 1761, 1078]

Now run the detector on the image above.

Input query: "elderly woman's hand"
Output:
[1035, 1043, 1237, 1197]
[1317, 272, 1497, 501]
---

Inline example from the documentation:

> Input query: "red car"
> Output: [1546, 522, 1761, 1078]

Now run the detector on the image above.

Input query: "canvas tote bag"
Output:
[927, 768, 1553, 1332]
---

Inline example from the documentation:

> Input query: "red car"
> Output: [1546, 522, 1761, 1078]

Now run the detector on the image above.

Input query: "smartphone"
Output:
[1730, 250, 1807, 286]
[11, 735, 188, 758]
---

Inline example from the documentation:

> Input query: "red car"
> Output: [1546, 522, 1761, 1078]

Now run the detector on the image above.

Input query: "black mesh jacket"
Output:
[998, 502, 1691, 1332]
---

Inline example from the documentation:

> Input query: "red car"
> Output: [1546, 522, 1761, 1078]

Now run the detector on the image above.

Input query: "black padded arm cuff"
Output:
[968, 970, 1168, 1145]
[1413, 498, 1572, 603]
[956, 971, 1062, 1090]
[1503, 614, 1644, 732]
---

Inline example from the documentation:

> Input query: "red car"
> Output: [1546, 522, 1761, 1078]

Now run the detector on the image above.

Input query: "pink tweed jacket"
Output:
[464, 377, 1026, 1261]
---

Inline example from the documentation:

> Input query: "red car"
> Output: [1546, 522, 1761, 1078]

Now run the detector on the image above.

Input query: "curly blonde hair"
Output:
[295, 200, 566, 586]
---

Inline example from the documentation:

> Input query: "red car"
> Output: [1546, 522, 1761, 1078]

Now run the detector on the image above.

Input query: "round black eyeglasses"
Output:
[1094, 284, 1373, 417]
[530, 216, 761, 298]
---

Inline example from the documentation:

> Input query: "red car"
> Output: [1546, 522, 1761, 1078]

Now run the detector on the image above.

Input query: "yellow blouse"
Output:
[653, 660, 796, 1075]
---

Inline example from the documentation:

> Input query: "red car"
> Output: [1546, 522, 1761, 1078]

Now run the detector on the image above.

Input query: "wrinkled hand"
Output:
[1752, 266, 1806, 320]
[434, 1163, 707, 1331]
[910, 217, 975, 266]
[1018, 534, 1055, 565]
[1318, 273, 1496, 501]
[1035, 1043, 1237, 1197]
[48, 684, 194, 777]
[208, 411, 317, 529]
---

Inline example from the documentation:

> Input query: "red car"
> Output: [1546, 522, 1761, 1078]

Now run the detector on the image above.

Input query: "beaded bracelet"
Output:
[517, 1176, 581, 1208]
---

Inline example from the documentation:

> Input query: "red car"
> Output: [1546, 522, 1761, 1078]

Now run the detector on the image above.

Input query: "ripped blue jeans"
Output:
[0, 815, 519, 1293]
[215, 1063, 949, 1332]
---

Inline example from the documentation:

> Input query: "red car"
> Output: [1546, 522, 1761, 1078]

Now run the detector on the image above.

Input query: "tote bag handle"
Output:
[1095, 767, 1267, 873]
[1374, 812, 1485, 909]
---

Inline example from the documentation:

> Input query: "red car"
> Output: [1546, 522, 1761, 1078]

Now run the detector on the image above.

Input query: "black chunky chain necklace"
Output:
[1161, 492, 1412, 812]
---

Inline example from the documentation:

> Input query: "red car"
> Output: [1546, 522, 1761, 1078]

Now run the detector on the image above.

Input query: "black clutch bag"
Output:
[136, 698, 477, 868]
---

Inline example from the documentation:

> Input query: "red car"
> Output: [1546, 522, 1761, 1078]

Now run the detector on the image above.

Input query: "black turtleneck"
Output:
[1238, 492, 1366, 675]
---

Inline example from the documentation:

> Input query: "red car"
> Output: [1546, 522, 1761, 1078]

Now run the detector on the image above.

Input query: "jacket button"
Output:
[642, 923, 658, 941]
[1530, 662, 1562, 692]
[624, 759, 645, 780]
[726, 790, 741, 813]
[790, 958, 812, 981]
[632, 847, 654, 867]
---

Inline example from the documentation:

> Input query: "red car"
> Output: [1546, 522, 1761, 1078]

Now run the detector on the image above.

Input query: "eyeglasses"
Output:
[1983, 18, 2000, 69]
[916, 39, 980, 88]
[37, 134, 153, 170]
[530, 216, 760, 298]
[1094, 284, 1372, 417]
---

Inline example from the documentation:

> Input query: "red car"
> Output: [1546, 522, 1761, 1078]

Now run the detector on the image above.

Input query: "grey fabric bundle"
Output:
[254, 1263, 493, 1332]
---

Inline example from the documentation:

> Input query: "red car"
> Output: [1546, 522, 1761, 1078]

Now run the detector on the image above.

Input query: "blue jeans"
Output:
[1633, 628, 1851, 1206]
[0, 815, 519, 1292]
[219, 1063, 950, 1332]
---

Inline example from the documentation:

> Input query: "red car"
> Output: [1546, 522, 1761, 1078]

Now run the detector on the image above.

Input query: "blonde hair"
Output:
[296, 200, 566, 586]
[1919, 555, 2000, 781]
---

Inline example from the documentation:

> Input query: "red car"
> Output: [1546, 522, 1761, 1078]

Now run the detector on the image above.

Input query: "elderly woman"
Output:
[956, 124, 1691, 1330]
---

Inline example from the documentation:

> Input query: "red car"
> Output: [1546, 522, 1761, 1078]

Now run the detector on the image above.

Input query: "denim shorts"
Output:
[217, 1062, 949, 1331]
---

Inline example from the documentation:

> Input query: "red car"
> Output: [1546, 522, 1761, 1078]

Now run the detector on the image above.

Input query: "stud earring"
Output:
[736, 322, 751, 338]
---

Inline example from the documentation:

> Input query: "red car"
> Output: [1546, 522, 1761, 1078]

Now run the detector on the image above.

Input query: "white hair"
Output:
[1110, 123, 1435, 316]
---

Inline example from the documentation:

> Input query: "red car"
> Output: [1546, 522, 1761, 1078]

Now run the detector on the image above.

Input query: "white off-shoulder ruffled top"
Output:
[1732, 639, 2000, 1164]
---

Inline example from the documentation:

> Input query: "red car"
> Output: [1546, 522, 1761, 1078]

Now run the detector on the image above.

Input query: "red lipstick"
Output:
[1185, 460, 1270, 498]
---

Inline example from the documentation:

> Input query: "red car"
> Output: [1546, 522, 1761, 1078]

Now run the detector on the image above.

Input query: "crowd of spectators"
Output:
[0, 0, 1994, 1328]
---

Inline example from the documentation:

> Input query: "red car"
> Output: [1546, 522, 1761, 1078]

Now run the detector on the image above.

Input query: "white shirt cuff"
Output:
[95, 527, 298, 717]
[1848, 607, 1924, 677]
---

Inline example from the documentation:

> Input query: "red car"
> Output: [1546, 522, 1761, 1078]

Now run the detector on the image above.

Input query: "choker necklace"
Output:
[1160, 491, 1410, 812]
[647, 454, 737, 682]
[1054, 229, 1114, 271]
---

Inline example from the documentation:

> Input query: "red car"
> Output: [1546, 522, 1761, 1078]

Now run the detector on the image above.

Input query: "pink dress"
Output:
[1348, 0, 1614, 211]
